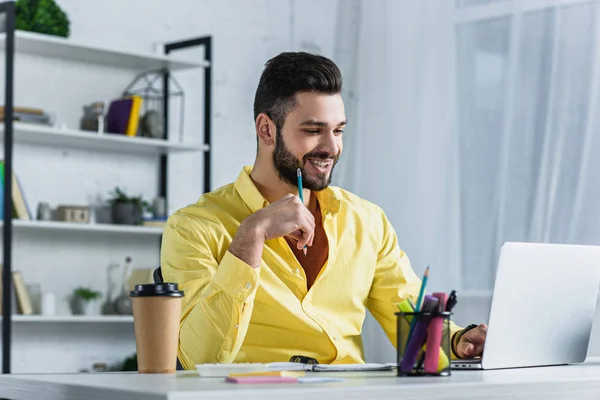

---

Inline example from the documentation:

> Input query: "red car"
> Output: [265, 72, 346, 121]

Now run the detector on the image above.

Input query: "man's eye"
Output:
[334, 129, 344, 135]
[305, 130, 320, 134]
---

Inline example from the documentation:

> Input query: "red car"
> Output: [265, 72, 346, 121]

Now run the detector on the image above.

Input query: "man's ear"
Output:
[256, 113, 276, 147]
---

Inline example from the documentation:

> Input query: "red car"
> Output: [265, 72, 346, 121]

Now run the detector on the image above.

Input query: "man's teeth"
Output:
[309, 159, 331, 167]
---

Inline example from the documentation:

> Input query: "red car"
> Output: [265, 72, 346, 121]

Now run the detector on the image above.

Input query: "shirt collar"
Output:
[233, 166, 341, 217]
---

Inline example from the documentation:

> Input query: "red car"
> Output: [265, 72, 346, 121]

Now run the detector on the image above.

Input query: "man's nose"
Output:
[319, 131, 340, 155]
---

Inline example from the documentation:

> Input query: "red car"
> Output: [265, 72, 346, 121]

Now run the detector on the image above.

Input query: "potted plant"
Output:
[71, 287, 102, 316]
[106, 187, 151, 225]
[15, 0, 70, 38]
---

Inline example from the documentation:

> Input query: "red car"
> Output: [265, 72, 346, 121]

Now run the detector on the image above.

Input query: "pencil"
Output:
[415, 266, 429, 311]
[296, 168, 307, 255]
[407, 266, 430, 341]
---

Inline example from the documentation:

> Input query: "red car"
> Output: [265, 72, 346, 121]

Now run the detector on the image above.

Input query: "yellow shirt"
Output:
[161, 166, 462, 369]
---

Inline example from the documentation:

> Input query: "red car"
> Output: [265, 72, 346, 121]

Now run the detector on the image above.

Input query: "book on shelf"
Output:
[0, 266, 24, 315]
[11, 271, 33, 315]
[106, 95, 143, 136]
[142, 217, 167, 228]
[0, 106, 52, 125]
[0, 160, 32, 220]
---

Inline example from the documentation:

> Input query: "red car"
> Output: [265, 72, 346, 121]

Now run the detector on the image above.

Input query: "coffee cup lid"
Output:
[130, 283, 184, 298]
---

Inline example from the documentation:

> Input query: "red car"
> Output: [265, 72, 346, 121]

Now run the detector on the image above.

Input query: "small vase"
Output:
[111, 202, 142, 225]
[72, 298, 100, 315]
[113, 256, 133, 315]
[82, 300, 100, 315]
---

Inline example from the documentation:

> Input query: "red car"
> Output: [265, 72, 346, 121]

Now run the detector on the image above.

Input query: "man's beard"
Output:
[272, 133, 338, 191]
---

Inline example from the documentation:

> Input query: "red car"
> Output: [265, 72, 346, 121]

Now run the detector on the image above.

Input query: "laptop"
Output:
[451, 242, 600, 370]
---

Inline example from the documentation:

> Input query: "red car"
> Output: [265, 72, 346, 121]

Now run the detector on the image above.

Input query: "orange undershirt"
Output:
[285, 199, 329, 290]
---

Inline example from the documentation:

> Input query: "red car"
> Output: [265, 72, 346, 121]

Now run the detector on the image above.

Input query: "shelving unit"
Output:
[12, 315, 133, 323]
[0, 123, 209, 156]
[5, 220, 165, 235]
[0, 30, 208, 70]
[0, 0, 212, 373]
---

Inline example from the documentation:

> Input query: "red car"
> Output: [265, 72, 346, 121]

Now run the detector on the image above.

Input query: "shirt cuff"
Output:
[212, 250, 260, 302]
[450, 324, 464, 360]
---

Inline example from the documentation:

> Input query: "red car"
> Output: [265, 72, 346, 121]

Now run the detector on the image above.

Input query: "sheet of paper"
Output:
[312, 363, 392, 372]
[298, 377, 345, 383]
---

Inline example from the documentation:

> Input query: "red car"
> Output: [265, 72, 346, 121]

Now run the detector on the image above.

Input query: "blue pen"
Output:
[296, 168, 307, 255]
[407, 266, 430, 341]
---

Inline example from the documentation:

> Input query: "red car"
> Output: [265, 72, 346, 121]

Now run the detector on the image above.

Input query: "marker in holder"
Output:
[395, 309, 452, 377]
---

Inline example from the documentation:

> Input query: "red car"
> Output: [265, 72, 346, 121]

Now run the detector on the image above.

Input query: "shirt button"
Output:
[235, 324, 239, 329]
[295, 268, 300, 274]
[245, 282, 252, 289]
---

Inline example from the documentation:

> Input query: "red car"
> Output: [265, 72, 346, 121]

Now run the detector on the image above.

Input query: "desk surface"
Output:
[2, 358, 600, 400]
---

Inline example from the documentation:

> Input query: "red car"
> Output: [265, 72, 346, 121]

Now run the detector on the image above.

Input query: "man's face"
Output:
[273, 92, 346, 191]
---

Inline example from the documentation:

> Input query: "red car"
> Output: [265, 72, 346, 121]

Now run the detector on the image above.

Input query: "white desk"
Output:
[1, 359, 600, 400]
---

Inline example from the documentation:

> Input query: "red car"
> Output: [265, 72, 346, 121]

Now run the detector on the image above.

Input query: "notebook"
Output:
[196, 362, 392, 377]
[268, 362, 392, 372]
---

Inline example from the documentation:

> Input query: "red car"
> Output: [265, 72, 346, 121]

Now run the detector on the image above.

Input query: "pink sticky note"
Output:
[225, 376, 298, 384]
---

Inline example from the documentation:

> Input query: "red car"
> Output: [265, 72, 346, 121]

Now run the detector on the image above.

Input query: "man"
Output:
[160, 52, 487, 370]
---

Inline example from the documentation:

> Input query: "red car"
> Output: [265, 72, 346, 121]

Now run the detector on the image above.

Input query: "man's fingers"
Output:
[460, 325, 488, 357]
[297, 227, 311, 249]
[460, 343, 475, 357]
[298, 214, 315, 248]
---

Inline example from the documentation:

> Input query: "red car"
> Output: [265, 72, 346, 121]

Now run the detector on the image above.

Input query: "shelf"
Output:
[10, 315, 133, 323]
[1, 220, 164, 235]
[0, 30, 208, 71]
[0, 123, 208, 155]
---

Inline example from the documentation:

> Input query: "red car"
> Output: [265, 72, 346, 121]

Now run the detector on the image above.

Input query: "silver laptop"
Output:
[452, 242, 600, 370]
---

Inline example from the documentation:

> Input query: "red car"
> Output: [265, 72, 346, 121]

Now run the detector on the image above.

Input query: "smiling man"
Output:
[160, 52, 487, 369]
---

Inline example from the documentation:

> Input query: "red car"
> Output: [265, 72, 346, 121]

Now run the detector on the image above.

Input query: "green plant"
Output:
[73, 287, 102, 301]
[107, 187, 152, 213]
[15, 0, 70, 38]
[121, 353, 138, 371]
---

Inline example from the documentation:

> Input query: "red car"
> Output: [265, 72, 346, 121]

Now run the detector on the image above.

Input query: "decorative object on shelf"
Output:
[106, 187, 151, 225]
[113, 257, 133, 315]
[41, 292, 56, 316]
[101, 262, 119, 315]
[36, 201, 52, 221]
[80, 101, 106, 133]
[91, 362, 109, 373]
[56, 205, 91, 223]
[140, 109, 164, 139]
[25, 283, 41, 314]
[121, 353, 138, 372]
[122, 68, 186, 141]
[152, 196, 166, 218]
[15, 0, 70, 38]
[70, 287, 102, 316]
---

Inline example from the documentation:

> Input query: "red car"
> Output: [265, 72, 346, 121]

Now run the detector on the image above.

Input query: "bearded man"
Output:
[160, 52, 487, 369]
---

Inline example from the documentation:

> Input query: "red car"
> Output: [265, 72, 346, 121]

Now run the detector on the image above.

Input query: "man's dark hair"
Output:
[253, 52, 343, 137]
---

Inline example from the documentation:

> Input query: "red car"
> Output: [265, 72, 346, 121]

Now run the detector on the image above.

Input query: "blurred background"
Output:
[1, 0, 600, 372]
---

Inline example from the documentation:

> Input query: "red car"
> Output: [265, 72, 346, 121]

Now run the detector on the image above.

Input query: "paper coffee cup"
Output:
[130, 283, 184, 374]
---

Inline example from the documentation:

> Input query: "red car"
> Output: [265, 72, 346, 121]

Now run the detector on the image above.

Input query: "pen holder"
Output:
[395, 311, 452, 377]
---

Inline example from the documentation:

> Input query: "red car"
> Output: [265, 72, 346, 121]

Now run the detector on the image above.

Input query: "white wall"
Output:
[0, 0, 355, 373]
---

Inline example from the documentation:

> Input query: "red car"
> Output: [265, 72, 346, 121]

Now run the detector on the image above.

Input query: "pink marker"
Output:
[424, 292, 448, 373]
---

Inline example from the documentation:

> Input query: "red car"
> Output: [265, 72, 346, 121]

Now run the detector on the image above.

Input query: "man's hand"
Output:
[454, 324, 487, 359]
[229, 194, 315, 268]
